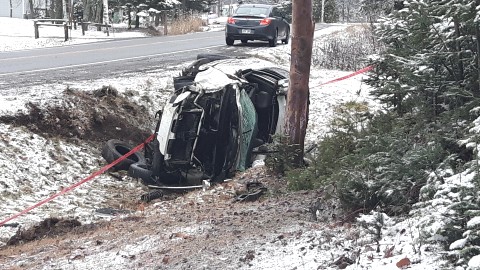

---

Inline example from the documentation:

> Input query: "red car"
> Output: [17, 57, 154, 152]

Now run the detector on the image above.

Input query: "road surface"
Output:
[0, 24, 331, 90]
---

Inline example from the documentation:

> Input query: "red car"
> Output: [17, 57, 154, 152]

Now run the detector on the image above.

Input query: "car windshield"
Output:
[234, 6, 269, 17]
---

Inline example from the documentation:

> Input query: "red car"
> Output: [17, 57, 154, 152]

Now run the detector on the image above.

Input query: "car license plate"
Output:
[241, 29, 252, 34]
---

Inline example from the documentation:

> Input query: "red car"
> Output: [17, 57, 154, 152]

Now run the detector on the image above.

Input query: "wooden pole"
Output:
[285, 0, 314, 165]
[34, 20, 39, 39]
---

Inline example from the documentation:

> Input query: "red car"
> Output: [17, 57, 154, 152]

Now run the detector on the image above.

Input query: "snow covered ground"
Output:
[0, 16, 472, 269]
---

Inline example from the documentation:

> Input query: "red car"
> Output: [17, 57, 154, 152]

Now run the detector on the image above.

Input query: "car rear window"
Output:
[234, 6, 269, 17]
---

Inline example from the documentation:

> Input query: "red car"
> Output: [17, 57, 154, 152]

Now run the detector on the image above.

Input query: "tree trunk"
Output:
[28, 0, 34, 18]
[55, 0, 62, 19]
[453, 17, 464, 81]
[285, 0, 314, 166]
[9, 0, 12, 17]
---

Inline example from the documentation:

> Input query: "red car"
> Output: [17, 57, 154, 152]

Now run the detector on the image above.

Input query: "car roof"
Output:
[237, 4, 274, 8]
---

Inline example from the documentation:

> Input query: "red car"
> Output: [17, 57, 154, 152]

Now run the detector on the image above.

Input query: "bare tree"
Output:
[9, 0, 13, 17]
[285, 0, 314, 165]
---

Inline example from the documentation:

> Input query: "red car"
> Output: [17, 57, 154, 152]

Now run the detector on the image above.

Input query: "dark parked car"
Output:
[102, 55, 289, 188]
[225, 4, 290, 47]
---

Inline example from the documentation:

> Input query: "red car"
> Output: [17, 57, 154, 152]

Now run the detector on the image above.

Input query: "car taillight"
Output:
[227, 17, 236, 24]
[259, 18, 272, 25]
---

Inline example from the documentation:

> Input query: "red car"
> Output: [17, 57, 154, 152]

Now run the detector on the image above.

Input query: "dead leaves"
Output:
[396, 257, 411, 268]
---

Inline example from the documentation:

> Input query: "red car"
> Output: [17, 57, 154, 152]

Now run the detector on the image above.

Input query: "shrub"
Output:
[312, 24, 384, 71]
[277, 101, 468, 216]
[168, 16, 203, 35]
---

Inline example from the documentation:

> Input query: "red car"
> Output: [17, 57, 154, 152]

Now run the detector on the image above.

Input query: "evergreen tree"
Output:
[360, 0, 393, 22]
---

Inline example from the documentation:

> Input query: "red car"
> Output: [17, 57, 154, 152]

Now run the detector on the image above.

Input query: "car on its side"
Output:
[101, 55, 289, 188]
[225, 4, 290, 47]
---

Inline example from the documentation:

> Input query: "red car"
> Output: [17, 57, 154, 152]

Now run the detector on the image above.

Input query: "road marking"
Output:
[0, 35, 223, 61]
[0, 45, 224, 77]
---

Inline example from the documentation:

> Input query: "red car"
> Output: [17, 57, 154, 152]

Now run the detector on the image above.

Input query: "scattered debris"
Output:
[234, 182, 267, 202]
[6, 217, 81, 246]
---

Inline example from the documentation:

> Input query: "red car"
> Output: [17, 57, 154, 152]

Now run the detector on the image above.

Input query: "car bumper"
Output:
[225, 24, 275, 41]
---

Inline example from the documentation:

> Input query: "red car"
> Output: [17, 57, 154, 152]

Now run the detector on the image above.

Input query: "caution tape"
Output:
[316, 65, 374, 87]
[0, 134, 155, 227]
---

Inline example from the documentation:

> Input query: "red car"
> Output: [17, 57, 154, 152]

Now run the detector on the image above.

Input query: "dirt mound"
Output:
[0, 86, 153, 146]
[6, 218, 82, 246]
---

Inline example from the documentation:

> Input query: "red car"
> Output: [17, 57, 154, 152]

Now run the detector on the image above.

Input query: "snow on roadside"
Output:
[0, 17, 148, 52]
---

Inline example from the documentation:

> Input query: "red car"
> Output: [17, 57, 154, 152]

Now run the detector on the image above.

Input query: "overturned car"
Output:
[102, 55, 288, 187]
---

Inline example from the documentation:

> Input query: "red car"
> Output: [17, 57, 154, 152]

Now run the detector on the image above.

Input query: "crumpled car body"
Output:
[104, 56, 289, 187]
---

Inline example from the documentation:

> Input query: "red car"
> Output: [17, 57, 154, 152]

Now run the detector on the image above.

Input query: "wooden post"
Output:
[285, 0, 314, 165]
[34, 20, 39, 39]
[106, 25, 109, 36]
[64, 23, 68, 41]
[81, 21, 86, 35]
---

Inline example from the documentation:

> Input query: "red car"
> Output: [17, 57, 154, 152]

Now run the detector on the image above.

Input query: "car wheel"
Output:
[269, 30, 278, 47]
[282, 28, 290, 44]
[226, 37, 234, 46]
[173, 75, 195, 90]
[241, 39, 248, 44]
[101, 139, 146, 171]
[196, 54, 231, 61]
[128, 162, 157, 186]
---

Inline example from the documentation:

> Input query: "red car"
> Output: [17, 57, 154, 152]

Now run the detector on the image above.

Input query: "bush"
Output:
[277, 101, 468, 216]
[168, 16, 203, 35]
[312, 24, 384, 71]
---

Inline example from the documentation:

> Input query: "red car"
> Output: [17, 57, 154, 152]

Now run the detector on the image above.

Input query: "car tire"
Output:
[101, 139, 146, 171]
[196, 54, 231, 61]
[241, 39, 248, 44]
[282, 28, 290, 44]
[128, 162, 157, 186]
[269, 30, 278, 47]
[226, 37, 234, 46]
[173, 75, 195, 90]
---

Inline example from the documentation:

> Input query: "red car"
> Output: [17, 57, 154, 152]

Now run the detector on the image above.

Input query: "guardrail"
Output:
[79, 21, 111, 36]
[33, 19, 112, 41]
[33, 19, 69, 41]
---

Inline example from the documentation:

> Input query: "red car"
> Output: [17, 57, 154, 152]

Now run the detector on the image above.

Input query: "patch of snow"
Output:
[450, 238, 468, 250]
[468, 216, 480, 229]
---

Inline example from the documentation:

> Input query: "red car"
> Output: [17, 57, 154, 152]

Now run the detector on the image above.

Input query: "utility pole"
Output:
[285, 0, 314, 165]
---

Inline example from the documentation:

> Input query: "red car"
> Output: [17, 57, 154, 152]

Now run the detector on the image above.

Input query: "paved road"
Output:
[0, 30, 228, 89]
[0, 24, 331, 90]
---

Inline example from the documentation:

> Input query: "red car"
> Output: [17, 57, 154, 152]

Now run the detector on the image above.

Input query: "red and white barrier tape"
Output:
[316, 65, 374, 87]
[0, 134, 155, 227]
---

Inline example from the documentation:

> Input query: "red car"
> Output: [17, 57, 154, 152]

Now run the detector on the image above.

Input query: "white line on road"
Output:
[0, 35, 223, 61]
[0, 45, 224, 77]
